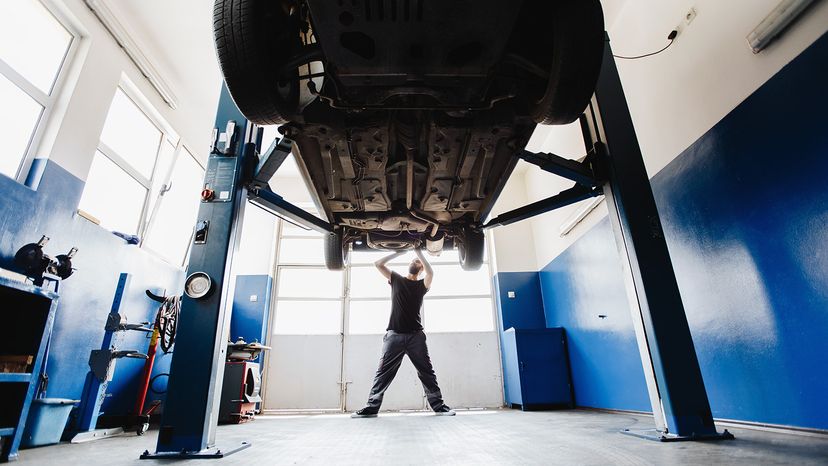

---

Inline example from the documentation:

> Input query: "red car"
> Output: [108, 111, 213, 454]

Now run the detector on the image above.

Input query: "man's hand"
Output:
[374, 250, 405, 280]
[413, 248, 434, 290]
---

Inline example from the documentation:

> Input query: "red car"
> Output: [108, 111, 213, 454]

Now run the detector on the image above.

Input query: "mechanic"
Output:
[351, 248, 455, 418]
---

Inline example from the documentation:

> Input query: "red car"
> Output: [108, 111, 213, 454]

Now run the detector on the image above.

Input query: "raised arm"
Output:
[413, 248, 434, 290]
[374, 251, 405, 280]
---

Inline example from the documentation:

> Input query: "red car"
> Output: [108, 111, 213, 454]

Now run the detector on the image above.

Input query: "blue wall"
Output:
[493, 272, 546, 404]
[531, 32, 828, 429]
[538, 218, 651, 412]
[0, 160, 182, 417]
[230, 274, 272, 364]
[493, 272, 545, 332]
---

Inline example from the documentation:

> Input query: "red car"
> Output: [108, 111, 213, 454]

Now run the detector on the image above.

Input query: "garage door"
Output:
[263, 220, 503, 412]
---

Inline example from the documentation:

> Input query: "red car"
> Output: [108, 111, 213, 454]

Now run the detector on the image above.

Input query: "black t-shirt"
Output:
[386, 271, 428, 332]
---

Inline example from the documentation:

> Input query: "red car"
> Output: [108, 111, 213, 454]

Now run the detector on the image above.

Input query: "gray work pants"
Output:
[366, 330, 445, 411]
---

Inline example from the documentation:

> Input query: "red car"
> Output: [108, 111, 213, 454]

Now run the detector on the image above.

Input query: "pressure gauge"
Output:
[184, 272, 213, 299]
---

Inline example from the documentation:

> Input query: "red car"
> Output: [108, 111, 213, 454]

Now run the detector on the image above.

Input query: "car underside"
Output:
[213, 0, 605, 270]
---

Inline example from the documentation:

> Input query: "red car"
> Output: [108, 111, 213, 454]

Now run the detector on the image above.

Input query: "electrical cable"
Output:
[156, 295, 180, 353]
[614, 30, 678, 60]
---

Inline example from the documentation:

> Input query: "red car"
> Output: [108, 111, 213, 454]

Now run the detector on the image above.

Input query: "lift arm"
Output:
[248, 187, 334, 234]
[249, 137, 294, 190]
[482, 184, 602, 230]
[517, 149, 601, 187]
[245, 135, 335, 234]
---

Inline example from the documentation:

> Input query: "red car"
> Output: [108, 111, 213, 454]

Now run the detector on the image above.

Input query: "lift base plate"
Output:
[621, 428, 735, 442]
[140, 442, 251, 459]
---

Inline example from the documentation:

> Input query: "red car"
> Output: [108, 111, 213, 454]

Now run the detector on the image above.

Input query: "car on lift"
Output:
[213, 0, 605, 270]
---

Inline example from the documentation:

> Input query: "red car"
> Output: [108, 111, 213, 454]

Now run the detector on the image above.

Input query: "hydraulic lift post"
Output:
[142, 87, 333, 459]
[486, 35, 732, 441]
[142, 89, 254, 459]
[584, 36, 731, 441]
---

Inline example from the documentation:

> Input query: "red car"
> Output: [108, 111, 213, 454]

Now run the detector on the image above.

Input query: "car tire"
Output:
[458, 228, 485, 271]
[530, 0, 605, 125]
[213, 0, 301, 125]
[324, 231, 349, 271]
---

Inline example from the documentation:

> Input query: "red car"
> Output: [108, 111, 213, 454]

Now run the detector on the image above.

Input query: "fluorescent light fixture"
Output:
[83, 0, 178, 109]
[747, 0, 817, 54]
[559, 196, 604, 237]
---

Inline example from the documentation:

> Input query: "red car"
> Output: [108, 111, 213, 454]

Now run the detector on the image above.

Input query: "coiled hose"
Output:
[156, 295, 180, 353]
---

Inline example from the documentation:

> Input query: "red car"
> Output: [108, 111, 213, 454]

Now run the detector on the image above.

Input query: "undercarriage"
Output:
[283, 108, 535, 254]
[213, 0, 606, 268]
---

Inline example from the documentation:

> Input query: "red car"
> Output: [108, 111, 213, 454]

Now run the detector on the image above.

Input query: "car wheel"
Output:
[458, 228, 485, 271]
[213, 0, 301, 125]
[530, 0, 605, 125]
[324, 231, 349, 271]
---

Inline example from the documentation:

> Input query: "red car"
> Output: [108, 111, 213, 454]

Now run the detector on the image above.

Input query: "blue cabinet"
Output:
[502, 328, 572, 410]
[0, 277, 58, 462]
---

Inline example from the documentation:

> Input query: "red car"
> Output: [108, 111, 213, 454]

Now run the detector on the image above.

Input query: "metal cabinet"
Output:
[502, 327, 572, 410]
[0, 278, 58, 462]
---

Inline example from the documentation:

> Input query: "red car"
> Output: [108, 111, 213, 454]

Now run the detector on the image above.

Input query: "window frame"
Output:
[139, 143, 206, 266]
[85, 83, 171, 237]
[0, 0, 83, 182]
[82, 77, 205, 267]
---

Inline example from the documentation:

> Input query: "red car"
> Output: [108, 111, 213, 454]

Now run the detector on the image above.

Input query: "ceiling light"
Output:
[83, 0, 178, 108]
[747, 0, 816, 53]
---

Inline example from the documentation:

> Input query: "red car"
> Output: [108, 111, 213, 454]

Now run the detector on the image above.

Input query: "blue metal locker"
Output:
[502, 328, 573, 410]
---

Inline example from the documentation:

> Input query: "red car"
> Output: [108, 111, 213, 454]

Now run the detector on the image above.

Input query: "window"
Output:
[277, 268, 344, 298]
[79, 84, 205, 266]
[0, 0, 77, 179]
[278, 237, 325, 264]
[348, 300, 392, 334]
[271, 219, 495, 336]
[79, 88, 162, 234]
[99, 88, 164, 179]
[142, 147, 205, 265]
[423, 298, 494, 333]
[273, 300, 342, 335]
[272, 265, 344, 335]
[80, 151, 148, 234]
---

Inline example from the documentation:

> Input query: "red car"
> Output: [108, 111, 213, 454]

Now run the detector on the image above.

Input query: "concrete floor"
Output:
[14, 410, 828, 465]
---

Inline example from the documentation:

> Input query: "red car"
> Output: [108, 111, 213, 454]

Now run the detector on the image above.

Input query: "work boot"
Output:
[433, 405, 456, 416]
[351, 407, 378, 418]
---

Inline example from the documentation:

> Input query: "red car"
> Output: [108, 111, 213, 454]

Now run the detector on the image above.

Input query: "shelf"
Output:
[0, 427, 14, 437]
[0, 373, 32, 383]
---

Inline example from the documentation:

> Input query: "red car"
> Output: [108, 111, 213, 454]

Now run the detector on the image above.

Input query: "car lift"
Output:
[141, 34, 729, 459]
[485, 35, 733, 442]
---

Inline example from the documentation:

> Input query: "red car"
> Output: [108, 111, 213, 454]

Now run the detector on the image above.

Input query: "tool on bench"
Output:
[14, 235, 77, 288]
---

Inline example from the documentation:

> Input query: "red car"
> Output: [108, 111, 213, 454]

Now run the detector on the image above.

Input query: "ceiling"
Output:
[102, 0, 223, 141]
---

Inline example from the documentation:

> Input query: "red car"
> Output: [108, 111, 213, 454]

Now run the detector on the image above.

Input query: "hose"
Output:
[149, 373, 169, 395]
[156, 296, 180, 353]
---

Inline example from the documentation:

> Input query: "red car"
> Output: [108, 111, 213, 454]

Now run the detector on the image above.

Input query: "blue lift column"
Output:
[582, 35, 732, 441]
[142, 87, 255, 459]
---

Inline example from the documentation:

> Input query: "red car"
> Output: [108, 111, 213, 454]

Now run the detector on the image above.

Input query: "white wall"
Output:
[494, 0, 828, 271]
[488, 162, 539, 273]
[37, 0, 221, 179]
[611, 0, 828, 177]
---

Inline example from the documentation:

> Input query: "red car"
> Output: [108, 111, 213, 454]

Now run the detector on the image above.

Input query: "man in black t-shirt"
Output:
[351, 248, 455, 418]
